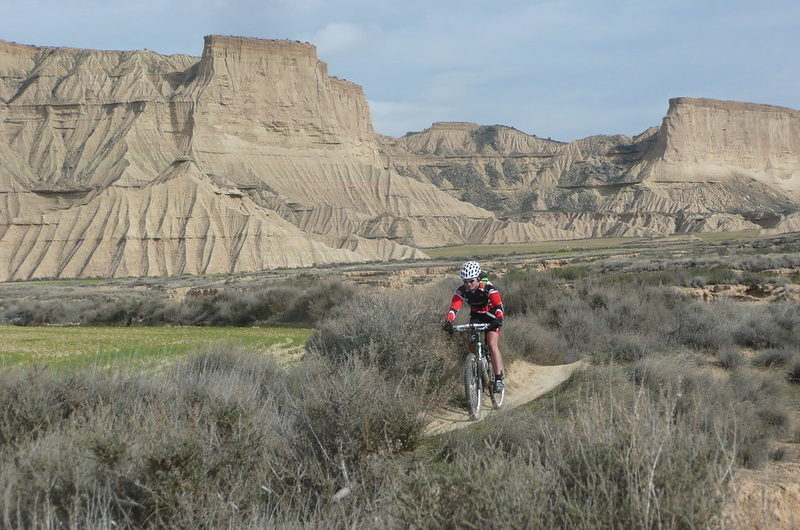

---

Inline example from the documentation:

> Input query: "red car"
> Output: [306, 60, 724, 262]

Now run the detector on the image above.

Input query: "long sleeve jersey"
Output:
[445, 279, 504, 322]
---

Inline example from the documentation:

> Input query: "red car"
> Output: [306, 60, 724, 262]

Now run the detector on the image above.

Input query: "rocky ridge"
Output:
[1, 36, 799, 280]
[383, 99, 799, 235]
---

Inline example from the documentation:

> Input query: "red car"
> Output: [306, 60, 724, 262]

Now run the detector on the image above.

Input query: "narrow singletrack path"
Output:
[424, 359, 585, 435]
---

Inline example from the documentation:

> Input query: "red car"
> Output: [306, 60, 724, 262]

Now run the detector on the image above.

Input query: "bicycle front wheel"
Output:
[488, 370, 505, 409]
[463, 353, 481, 420]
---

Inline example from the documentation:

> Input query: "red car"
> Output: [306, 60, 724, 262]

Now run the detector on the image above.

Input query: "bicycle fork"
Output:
[474, 335, 490, 389]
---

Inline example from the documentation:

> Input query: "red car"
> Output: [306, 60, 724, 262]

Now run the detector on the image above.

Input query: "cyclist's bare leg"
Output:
[486, 330, 504, 376]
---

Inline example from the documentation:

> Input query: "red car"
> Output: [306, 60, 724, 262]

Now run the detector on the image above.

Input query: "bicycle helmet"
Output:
[460, 260, 481, 280]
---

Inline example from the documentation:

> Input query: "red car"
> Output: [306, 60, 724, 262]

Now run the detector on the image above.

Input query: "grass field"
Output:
[422, 236, 639, 258]
[423, 230, 762, 259]
[0, 325, 312, 370]
[691, 229, 761, 243]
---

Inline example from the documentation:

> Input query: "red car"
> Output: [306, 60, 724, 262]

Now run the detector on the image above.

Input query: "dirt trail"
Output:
[424, 359, 585, 436]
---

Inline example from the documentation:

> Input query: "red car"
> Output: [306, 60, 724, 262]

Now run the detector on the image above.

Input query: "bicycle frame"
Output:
[452, 322, 490, 348]
[452, 322, 503, 419]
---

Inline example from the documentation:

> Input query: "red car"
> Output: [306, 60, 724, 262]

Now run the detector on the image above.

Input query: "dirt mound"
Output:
[723, 446, 800, 529]
[677, 282, 800, 303]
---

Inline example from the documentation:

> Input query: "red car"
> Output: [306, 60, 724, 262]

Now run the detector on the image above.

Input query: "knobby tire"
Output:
[488, 368, 505, 409]
[463, 353, 481, 420]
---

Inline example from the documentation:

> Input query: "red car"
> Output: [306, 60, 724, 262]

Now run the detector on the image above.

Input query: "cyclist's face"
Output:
[463, 277, 479, 291]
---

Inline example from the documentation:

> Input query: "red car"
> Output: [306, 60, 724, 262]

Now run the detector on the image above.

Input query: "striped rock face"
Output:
[1, 37, 799, 280]
[380, 99, 800, 234]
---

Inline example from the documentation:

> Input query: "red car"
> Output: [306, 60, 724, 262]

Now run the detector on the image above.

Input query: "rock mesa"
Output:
[1, 36, 799, 280]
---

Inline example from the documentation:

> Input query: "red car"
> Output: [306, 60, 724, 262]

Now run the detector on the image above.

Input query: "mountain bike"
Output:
[452, 323, 505, 420]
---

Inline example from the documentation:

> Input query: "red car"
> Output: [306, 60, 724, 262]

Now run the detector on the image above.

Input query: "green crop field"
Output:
[0, 325, 312, 370]
[422, 237, 638, 258]
[423, 230, 762, 259]
[691, 229, 760, 243]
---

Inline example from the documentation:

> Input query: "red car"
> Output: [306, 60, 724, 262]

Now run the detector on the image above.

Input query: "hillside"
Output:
[381, 99, 800, 234]
[1, 36, 799, 280]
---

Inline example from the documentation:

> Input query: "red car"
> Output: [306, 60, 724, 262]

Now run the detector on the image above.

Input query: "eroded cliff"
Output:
[1, 36, 799, 280]
[382, 98, 800, 237]
[0, 36, 442, 279]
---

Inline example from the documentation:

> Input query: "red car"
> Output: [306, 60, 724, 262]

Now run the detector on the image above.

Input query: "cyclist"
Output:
[442, 260, 505, 392]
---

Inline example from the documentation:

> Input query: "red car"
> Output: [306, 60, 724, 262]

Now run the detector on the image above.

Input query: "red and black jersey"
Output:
[445, 279, 504, 322]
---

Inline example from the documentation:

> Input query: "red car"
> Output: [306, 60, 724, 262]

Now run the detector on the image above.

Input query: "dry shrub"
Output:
[306, 287, 452, 396]
[2, 247, 797, 527]
[4, 300, 71, 326]
[502, 269, 744, 360]
[502, 315, 572, 365]
[593, 333, 661, 362]
[670, 300, 731, 351]
[731, 305, 794, 349]
[391, 365, 735, 528]
[752, 346, 797, 368]
[500, 269, 560, 316]
[0, 279, 352, 327]
[274, 280, 356, 325]
[630, 356, 793, 470]
[789, 356, 800, 384]
[717, 346, 747, 370]
[0, 345, 430, 528]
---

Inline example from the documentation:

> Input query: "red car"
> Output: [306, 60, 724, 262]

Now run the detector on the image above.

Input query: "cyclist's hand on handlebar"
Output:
[442, 321, 453, 333]
[487, 317, 503, 332]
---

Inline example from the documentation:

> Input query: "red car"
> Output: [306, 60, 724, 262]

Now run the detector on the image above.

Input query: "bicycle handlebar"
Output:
[451, 323, 491, 332]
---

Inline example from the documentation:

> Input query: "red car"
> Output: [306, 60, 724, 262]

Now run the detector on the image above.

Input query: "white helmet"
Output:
[460, 260, 481, 280]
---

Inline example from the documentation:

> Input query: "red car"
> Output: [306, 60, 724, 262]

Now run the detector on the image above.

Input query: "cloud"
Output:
[310, 22, 372, 56]
[1, 0, 797, 141]
[369, 100, 450, 137]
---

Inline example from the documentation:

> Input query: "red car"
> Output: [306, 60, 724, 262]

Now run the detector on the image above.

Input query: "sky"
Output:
[1, 0, 798, 141]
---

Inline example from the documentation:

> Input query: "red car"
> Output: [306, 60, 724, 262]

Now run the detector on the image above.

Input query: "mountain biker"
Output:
[442, 260, 505, 392]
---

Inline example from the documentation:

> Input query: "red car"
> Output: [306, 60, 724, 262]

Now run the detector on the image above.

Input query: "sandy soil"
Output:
[722, 444, 800, 529]
[424, 359, 585, 436]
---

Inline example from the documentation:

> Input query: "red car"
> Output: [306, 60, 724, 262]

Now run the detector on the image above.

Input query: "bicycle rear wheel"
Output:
[463, 353, 481, 420]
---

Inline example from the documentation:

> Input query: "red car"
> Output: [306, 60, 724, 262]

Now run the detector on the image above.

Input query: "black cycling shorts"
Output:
[470, 312, 501, 333]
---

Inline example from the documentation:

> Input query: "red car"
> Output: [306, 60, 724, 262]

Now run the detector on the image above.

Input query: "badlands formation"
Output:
[0, 35, 799, 280]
